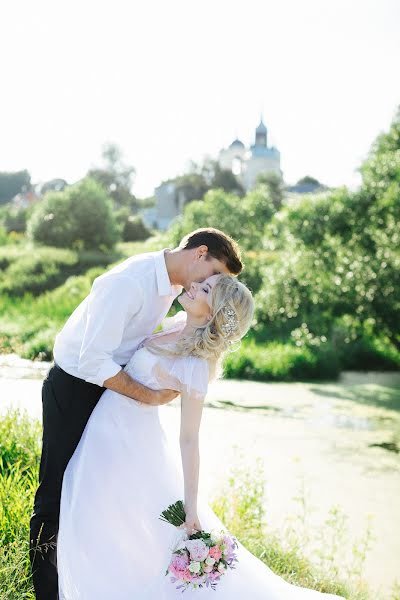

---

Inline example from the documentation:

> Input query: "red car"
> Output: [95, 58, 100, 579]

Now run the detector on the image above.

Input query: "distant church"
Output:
[218, 116, 282, 191]
[145, 117, 283, 230]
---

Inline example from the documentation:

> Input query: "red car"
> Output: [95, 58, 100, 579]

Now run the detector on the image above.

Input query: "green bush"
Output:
[168, 186, 275, 251]
[0, 203, 33, 234]
[223, 340, 341, 381]
[115, 208, 151, 242]
[122, 215, 151, 242]
[27, 177, 119, 251]
[0, 245, 119, 297]
[332, 316, 400, 371]
[0, 225, 8, 246]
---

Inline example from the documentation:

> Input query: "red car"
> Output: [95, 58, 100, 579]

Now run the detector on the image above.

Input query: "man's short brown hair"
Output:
[179, 227, 243, 275]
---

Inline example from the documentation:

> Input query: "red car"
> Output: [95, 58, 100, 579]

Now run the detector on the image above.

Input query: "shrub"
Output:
[115, 208, 151, 242]
[223, 340, 341, 381]
[0, 245, 118, 297]
[122, 215, 150, 242]
[168, 187, 275, 251]
[0, 225, 7, 246]
[27, 177, 119, 251]
[0, 204, 32, 233]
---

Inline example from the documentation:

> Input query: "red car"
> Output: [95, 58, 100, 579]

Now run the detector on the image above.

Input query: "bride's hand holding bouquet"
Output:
[159, 500, 238, 591]
[178, 504, 202, 535]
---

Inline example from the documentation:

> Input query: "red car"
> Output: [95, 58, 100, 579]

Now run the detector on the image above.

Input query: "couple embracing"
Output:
[29, 227, 345, 599]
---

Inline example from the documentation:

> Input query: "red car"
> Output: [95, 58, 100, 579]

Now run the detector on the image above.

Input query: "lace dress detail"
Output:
[122, 311, 208, 407]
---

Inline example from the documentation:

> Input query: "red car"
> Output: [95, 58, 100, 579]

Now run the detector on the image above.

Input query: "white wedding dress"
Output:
[57, 316, 346, 600]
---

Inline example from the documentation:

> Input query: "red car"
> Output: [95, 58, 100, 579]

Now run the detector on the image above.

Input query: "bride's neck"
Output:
[181, 314, 208, 336]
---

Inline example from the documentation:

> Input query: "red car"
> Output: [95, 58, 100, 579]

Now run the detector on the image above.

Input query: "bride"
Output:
[57, 273, 345, 599]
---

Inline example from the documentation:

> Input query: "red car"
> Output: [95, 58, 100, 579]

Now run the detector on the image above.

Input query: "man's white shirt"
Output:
[53, 249, 182, 387]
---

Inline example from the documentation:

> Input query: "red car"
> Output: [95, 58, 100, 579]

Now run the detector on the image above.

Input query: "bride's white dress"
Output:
[57, 320, 346, 599]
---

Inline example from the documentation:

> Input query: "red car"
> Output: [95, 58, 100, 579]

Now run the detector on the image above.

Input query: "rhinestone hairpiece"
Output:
[221, 306, 238, 337]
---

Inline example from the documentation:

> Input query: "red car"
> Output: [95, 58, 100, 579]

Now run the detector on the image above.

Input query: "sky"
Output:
[1, 0, 399, 198]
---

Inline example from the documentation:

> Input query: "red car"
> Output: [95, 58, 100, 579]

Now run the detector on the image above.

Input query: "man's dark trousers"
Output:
[29, 363, 106, 599]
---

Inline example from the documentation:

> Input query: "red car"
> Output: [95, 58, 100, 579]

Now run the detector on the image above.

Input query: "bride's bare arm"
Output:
[179, 389, 205, 514]
[103, 370, 179, 406]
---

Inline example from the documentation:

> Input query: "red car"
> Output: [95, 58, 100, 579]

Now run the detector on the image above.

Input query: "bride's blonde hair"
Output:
[146, 275, 254, 375]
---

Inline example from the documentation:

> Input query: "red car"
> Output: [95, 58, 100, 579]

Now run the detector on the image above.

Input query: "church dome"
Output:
[229, 138, 245, 149]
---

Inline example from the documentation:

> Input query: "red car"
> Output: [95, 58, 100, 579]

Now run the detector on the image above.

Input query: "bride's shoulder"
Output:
[157, 351, 208, 372]
[153, 352, 210, 396]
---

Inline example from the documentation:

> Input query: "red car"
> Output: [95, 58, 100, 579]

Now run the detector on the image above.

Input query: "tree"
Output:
[28, 178, 119, 251]
[174, 172, 210, 204]
[169, 187, 274, 252]
[181, 157, 245, 195]
[0, 170, 31, 204]
[255, 172, 284, 210]
[88, 143, 138, 211]
[296, 175, 321, 186]
[258, 106, 400, 351]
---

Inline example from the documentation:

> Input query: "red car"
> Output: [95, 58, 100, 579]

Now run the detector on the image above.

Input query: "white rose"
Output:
[205, 556, 215, 566]
[189, 561, 201, 574]
[218, 563, 226, 573]
[210, 529, 221, 544]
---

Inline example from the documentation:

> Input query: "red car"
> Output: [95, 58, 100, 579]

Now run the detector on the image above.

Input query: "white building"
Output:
[218, 117, 282, 191]
[151, 117, 283, 230]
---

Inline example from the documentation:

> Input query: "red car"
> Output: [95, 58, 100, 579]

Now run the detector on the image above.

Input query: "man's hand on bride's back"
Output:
[153, 388, 180, 405]
[103, 370, 179, 405]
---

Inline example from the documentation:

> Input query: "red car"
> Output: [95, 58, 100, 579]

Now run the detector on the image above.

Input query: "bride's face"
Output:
[178, 274, 221, 321]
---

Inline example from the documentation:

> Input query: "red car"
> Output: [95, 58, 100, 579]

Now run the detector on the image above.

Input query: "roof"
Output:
[256, 119, 267, 133]
[229, 138, 245, 149]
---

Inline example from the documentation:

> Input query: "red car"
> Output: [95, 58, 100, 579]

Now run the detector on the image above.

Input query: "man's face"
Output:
[178, 274, 222, 319]
[184, 251, 229, 291]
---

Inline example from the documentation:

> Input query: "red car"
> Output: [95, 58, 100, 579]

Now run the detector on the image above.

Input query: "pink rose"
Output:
[208, 545, 222, 560]
[181, 568, 192, 581]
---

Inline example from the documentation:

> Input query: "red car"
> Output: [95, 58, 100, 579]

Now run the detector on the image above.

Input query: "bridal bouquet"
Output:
[159, 500, 238, 591]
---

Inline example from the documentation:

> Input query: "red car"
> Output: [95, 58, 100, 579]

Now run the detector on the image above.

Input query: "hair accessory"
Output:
[221, 306, 238, 337]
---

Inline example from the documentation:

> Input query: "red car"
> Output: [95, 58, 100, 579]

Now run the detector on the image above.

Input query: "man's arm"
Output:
[103, 370, 179, 406]
[77, 274, 143, 386]
[77, 274, 179, 406]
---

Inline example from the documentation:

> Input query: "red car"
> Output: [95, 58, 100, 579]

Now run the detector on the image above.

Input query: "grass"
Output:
[0, 410, 41, 600]
[209, 454, 395, 600]
[1, 408, 394, 599]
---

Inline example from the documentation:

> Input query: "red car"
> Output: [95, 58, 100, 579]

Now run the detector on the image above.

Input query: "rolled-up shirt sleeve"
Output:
[77, 274, 144, 386]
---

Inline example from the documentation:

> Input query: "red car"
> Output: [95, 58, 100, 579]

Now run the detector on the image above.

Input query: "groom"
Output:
[29, 226, 243, 599]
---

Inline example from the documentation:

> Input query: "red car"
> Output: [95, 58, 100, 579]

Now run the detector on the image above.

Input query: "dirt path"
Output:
[1, 354, 399, 597]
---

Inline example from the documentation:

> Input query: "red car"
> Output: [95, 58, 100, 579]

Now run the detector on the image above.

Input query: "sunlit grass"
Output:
[210, 455, 384, 599]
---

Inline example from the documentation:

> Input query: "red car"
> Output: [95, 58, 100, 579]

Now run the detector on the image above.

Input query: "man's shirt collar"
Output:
[154, 248, 182, 297]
